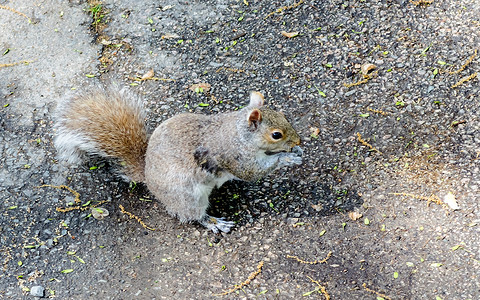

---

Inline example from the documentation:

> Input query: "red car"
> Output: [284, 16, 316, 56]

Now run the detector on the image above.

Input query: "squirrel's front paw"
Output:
[278, 146, 303, 167]
[292, 145, 303, 156]
[199, 215, 235, 233]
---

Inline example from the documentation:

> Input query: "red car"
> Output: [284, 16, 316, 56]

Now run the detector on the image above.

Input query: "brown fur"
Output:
[62, 89, 147, 182]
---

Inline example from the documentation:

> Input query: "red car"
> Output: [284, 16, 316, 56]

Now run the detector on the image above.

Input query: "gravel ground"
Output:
[1, 0, 479, 299]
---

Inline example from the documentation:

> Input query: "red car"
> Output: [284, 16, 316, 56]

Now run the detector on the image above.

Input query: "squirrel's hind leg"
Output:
[199, 215, 235, 233]
[191, 183, 235, 233]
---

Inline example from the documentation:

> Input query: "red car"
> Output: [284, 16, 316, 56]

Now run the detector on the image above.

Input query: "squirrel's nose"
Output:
[291, 138, 301, 147]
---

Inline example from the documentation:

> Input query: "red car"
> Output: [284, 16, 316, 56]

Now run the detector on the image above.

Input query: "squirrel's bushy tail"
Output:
[54, 88, 148, 182]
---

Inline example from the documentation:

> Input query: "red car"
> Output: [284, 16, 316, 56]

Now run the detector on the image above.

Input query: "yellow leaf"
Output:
[361, 63, 376, 75]
[281, 31, 299, 38]
[189, 82, 211, 93]
[161, 33, 180, 39]
[141, 69, 155, 80]
[348, 211, 363, 221]
[444, 192, 459, 210]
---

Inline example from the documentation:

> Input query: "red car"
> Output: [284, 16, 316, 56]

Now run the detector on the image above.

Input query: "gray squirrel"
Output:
[54, 87, 303, 233]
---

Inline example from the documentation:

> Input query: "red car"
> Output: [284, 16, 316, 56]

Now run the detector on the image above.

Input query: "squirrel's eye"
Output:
[271, 131, 283, 140]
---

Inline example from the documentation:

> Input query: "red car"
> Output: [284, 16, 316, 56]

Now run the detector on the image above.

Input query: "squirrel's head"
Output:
[245, 91, 301, 154]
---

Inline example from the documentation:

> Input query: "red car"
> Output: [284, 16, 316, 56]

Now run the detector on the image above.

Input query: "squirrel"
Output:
[54, 87, 303, 233]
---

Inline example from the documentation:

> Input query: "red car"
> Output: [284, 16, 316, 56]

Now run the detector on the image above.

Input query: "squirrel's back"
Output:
[54, 88, 148, 182]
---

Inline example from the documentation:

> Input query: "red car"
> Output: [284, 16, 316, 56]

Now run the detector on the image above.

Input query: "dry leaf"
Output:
[310, 127, 320, 136]
[99, 38, 112, 46]
[141, 69, 155, 80]
[161, 33, 180, 39]
[161, 5, 174, 11]
[189, 82, 211, 93]
[348, 211, 363, 221]
[91, 207, 109, 220]
[444, 192, 459, 210]
[361, 63, 376, 75]
[281, 31, 299, 38]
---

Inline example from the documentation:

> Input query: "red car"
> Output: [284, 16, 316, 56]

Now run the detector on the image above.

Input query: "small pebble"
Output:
[345, 90, 356, 97]
[30, 286, 45, 298]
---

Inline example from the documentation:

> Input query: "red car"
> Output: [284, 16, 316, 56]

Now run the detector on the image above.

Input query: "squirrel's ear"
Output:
[248, 109, 262, 130]
[248, 91, 264, 108]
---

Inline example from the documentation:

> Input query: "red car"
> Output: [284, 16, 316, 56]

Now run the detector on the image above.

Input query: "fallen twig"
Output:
[357, 133, 382, 154]
[287, 251, 332, 265]
[128, 76, 176, 82]
[0, 61, 32, 69]
[343, 72, 377, 88]
[306, 275, 330, 300]
[0, 5, 30, 21]
[38, 185, 81, 203]
[37, 184, 108, 213]
[363, 283, 391, 300]
[451, 72, 477, 88]
[213, 261, 264, 296]
[119, 204, 156, 231]
[388, 192, 451, 214]
[367, 108, 389, 116]
[410, 0, 433, 6]
[265, 0, 304, 19]
[449, 49, 477, 75]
